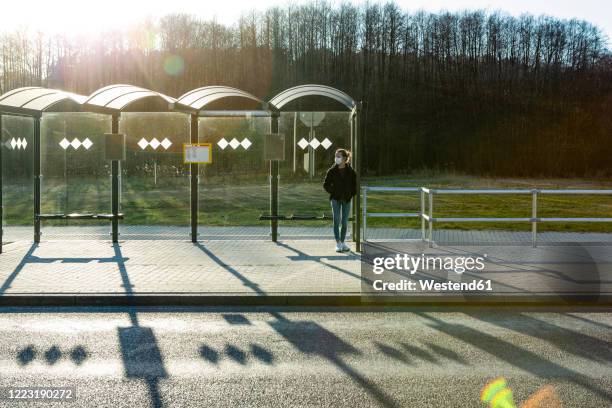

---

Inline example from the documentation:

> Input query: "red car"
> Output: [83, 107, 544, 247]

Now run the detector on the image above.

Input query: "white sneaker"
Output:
[341, 242, 350, 252]
[335, 242, 342, 252]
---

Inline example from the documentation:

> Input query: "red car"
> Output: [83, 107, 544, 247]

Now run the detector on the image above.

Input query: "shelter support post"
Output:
[270, 112, 279, 242]
[532, 189, 538, 248]
[0, 114, 3, 254]
[111, 114, 120, 243]
[354, 104, 362, 252]
[33, 115, 41, 243]
[190, 114, 198, 243]
[351, 111, 356, 243]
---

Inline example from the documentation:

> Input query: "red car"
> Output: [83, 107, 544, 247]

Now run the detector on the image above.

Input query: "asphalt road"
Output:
[0, 307, 609, 407]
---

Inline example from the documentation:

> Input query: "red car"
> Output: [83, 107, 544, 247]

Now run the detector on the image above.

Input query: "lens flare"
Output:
[163, 55, 185, 76]
[481, 377, 516, 408]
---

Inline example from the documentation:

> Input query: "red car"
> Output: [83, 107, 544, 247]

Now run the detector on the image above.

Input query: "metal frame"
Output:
[268, 85, 361, 249]
[173, 86, 270, 242]
[0, 114, 3, 253]
[269, 85, 355, 110]
[0, 85, 179, 244]
[422, 188, 612, 247]
[0, 84, 362, 247]
[362, 187, 422, 242]
[363, 186, 612, 248]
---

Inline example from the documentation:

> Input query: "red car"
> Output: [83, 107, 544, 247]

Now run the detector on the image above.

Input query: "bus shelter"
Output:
[0, 84, 362, 252]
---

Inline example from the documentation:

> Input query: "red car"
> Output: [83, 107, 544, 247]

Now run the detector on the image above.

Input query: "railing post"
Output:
[428, 190, 434, 248]
[362, 187, 367, 242]
[420, 188, 425, 242]
[532, 189, 538, 248]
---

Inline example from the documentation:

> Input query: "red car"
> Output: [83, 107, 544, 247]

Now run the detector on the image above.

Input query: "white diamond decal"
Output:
[82, 138, 93, 150]
[241, 138, 252, 149]
[321, 138, 332, 150]
[59, 138, 70, 150]
[217, 138, 229, 149]
[297, 138, 309, 150]
[229, 138, 240, 149]
[138, 138, 149, 150]
[10, 138, 17, 149]
[309, 138, 321, 149]
[21, 138, 27, 149]
[149, 138, 161, 150]
[161, 138, 172, 150]
[71, 138, 81, 149]
[16, 139, 22, 149]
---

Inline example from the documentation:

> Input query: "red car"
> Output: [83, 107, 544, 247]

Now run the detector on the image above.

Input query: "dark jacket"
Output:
[323, 164, 357, 202]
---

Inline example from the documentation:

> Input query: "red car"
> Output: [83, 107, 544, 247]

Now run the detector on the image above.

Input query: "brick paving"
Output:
[0, 239, 361, 295]
[0, 227, 610, 300]
[4, 225, 612, 244]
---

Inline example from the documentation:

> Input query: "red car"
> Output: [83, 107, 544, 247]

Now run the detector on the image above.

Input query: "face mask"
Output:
[335, 157, 344, 165]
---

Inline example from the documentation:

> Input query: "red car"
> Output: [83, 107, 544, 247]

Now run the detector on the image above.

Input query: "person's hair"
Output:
[335, 148, 351, 163]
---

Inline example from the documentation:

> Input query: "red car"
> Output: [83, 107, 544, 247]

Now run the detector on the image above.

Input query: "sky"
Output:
[1, 0, 610, 45]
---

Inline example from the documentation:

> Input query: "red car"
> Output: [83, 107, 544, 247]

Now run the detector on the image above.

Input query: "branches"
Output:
[0, 3, 610, 176]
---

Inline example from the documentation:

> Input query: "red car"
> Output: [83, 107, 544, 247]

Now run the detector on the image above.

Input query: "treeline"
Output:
[1, 3, 611, 177]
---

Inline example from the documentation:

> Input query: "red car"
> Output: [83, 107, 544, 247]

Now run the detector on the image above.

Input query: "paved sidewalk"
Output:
[4, 225, 612, 244]
[0, 239, 361, 297]
[0, 233, 610, 306]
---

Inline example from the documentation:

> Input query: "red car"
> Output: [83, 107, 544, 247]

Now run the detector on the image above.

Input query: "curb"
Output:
[0, 294, 610, 307]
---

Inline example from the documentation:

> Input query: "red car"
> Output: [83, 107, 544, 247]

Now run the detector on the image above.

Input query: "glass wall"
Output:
[278, 111, 352, 239]
[1, 115, 33, 242]
[40, 113, 112, 238]
[198, 115, 269, 239]
[120, 112, 190, 238]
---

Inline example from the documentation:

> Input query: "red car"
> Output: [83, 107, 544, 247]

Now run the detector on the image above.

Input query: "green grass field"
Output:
[2, 173, 612, 232]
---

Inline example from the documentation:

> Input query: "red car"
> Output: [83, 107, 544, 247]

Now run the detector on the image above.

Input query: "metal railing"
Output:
[362, 186, 422, 242]
[363, 186, 612, 247]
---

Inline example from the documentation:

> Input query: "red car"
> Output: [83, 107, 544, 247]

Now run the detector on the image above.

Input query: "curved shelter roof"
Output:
[0, 87, 88, 116]
[174, 86, 264, 112]
[84, 84, 176, 112]
[269, 84, 355, 111]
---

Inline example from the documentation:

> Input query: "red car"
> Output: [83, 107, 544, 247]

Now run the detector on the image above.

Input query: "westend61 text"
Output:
[372, 279, 493, 292]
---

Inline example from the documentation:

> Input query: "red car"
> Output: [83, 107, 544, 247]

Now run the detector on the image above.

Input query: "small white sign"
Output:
[184, 143, 212, 164]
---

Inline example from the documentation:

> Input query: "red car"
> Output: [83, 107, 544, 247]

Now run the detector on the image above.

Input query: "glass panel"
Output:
[40, 113, 112, 239]
[120, 112, 190, 238]
[1, 115, 33, 243]
[278, 111, 352, 239]
[198, 116, 269, 239]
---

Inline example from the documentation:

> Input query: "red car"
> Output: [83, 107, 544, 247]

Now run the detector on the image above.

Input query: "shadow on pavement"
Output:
[17, 344, 89, 366]
[418, 312, 612, 403]
[467, 311, 612, 363]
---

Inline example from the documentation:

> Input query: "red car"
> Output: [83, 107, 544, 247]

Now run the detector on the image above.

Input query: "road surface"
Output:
[0, 307, 609, 407]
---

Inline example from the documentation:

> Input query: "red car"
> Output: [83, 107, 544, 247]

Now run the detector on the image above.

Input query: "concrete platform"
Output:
[0, 228, 611, 306]
[0, 239, 362, 305]
[4, 225, 612, 244]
